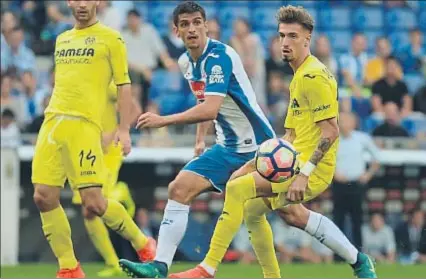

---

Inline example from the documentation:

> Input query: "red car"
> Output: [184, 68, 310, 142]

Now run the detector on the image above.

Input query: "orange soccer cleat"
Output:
[169, 265, 214, 278]
[56, 263, 85, 278]
[137, 237, 157, 262]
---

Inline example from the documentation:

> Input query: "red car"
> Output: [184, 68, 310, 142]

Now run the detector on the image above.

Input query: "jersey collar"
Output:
[187, 37, 211, 64]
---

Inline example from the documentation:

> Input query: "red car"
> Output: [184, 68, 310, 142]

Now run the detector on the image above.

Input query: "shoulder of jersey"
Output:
[302, 58, 330, 81]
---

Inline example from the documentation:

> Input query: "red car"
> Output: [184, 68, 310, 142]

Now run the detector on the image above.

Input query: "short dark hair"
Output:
[173, 1, 206, 27]
[1, 108, 15, 119]
[386, 55, 400, 64]
[127, 9, 141, 18]
[276, 5, 314, 33]
[410, 27, 421, 34]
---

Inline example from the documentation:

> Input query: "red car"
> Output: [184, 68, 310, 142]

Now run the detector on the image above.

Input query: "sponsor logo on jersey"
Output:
[291, 98, 300, 109]
[56, 48, 95, 57]
[85, 36, 96, 45]
[313, 104, 331, 113]
[80, 170, 97, 176]
[209, 65, 224, 84]
[189, 80, 206, 100]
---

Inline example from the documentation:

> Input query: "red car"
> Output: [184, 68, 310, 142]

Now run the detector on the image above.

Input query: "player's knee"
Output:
[33, 185, 60, 212]
[82, 206, 97, 220]
[80, 187, 107, 216]
[168, 179, 192, 204]
[277, 204, 309, 229]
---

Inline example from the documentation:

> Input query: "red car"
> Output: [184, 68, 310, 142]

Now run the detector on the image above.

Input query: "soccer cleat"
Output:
[56, 263, 85, 278]
[137, 237, 157, 262]
[169, 265, 214, 278]
[97, 265, 124, 277]
[119, 259, 167, 278]
[352, 252, 378, 278]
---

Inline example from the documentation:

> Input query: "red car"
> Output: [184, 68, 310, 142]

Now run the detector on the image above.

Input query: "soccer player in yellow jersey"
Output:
[31, 1, 155, 278]
[171, 5, 377, 279]
[71, 82, 146, 277]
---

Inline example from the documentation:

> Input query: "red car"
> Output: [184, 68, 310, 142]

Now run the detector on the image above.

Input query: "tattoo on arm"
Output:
[310, 137, 332, 165]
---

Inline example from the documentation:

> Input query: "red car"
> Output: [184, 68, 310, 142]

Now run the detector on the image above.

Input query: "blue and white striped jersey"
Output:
[178, 38, 275, 153]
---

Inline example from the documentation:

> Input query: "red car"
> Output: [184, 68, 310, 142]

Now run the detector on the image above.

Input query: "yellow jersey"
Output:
[45, 21, 130, 130]
[102, 82, 118, 133]
[285, 55, 339, 184]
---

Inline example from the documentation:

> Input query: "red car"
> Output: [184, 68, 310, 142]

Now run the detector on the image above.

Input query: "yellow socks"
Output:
[244, 199, 280, 278]
[84, 217, 119, 268]
[203, 174, 257, 270]
[101, 199, 148, 251]
[40, 206, 78, 269]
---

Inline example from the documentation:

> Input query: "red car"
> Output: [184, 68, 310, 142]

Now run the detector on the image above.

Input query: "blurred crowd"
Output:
[1, 0, 425, 147]
[1, 0, 425, 265]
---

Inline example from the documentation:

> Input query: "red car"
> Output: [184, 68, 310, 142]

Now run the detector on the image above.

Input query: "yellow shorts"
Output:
[72, 142, 123, 204]
[32, 114, 105, 189]
[268, 171, 329, 210]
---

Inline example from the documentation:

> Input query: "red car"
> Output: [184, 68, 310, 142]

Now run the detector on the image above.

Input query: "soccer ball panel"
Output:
[255, 138, 298, 183]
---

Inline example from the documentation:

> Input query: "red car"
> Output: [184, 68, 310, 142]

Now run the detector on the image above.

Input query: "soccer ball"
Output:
[255, 138, 299, 183]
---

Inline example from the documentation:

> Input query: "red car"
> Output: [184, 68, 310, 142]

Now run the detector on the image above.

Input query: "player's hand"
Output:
[194, 141, 206, 157]
[358, 173, 372, 185]
[114, 128, 131, 156]
[286, 174, 309, 202]
[136, 112, 168, 129]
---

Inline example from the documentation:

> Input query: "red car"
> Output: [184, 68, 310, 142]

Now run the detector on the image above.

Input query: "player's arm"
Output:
[194, 111, 212, 157]
[304, 75, 339, 169]
[137, 52, 231, 128]
[109, 33, 132, 154]
[282, 128, 295, 143]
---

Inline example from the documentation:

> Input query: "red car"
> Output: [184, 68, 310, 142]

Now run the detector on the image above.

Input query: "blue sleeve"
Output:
[204, 52, 232, 96]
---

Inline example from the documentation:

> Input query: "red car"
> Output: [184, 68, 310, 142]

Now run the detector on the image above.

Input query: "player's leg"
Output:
[242, 198, 280, 278]
[171, 171, 276, 279]
[32, 116, 84, 277]
[67, 121, 153, 262]
[120, 145, 255, 278]
[274, 177, 376, 278]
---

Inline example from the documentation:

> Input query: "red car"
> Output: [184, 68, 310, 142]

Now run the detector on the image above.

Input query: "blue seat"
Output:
[252, 7, 279, 29]
[217, 0, 250, 7]
[220, 28, 234, 44]
[404, 74, 426, 95]
[319, 7, 351, 29]
[419, 10, 426, 32]
[385, 8, 417, 31]
[363, 116, 384, 134]
[256, 29, 277, 58]
[352, 7, 384, 30]
[401, 119, 416, 137]
[217, 6, 250, 27]
[285, 0, 316, 7]
[148, 4, 177, 30]
[387, 31, 410, 52]
[324, 30, 352, 53]
[251, 0, 283, 7]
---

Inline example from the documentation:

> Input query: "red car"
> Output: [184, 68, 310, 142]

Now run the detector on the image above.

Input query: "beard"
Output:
[282, 55, 293, 63]
[72, 6, 96, 23]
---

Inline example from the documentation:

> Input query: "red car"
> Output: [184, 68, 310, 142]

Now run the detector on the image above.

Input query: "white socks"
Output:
[155, 199, 190, 268]
[200, 261, 216, 275]
[305, 211, 358, 264]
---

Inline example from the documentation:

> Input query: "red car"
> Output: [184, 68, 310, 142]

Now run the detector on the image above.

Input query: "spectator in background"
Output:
[414, 85, 426, 114]
[17, 71, 46, 124]
[364, 37, 401, 86]
[19, 0, 47, 47]
[231, 225, 257, 264]
[122, 9, 176, 111]
[0, 108, 20, 148]
[371, 56, 412, 117]
[266, 72, 289, 135]
[338, 33, 368, 98]
[1, 11, 18, 41]
[162, 18, 186, 60]
[397, 28, 424, 75]
[372, 102, 410, 137]
[229, 18, 267, 110]
[313, 35, 337, 76]
[97, 0, 122, 31]
[36, 2, 72, 55]
[26, 94, 50, 136]
[333, 112, 381, 251]
[362, 213, 396, 263]
[207, 18, 221, 41]
[0, 71, 26, 127]
[135, 208, 153, 238]
[395, 208, 425, 264]
[265, 36, 293, 80]
[272, 218, 313, 263]
[1, 25, 35, 75]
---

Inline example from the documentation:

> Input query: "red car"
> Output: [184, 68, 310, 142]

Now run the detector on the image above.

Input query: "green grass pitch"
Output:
[1, 262, 425, 278]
